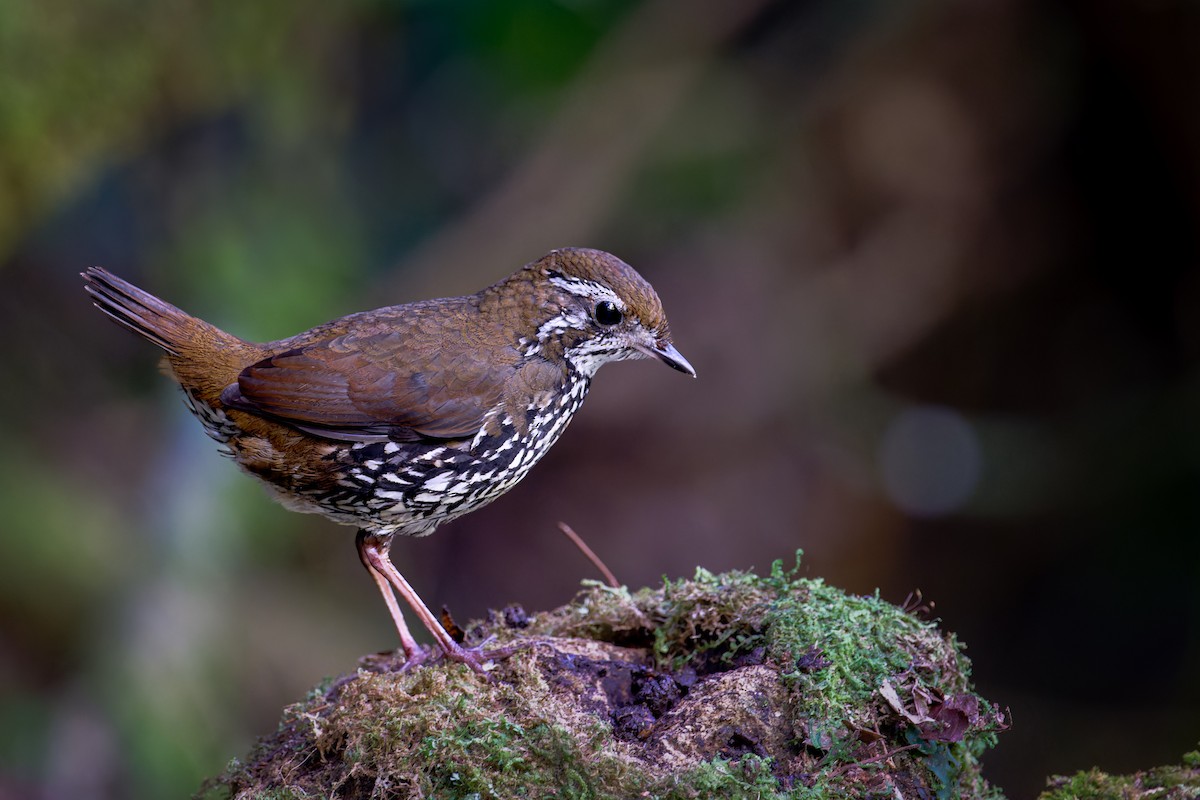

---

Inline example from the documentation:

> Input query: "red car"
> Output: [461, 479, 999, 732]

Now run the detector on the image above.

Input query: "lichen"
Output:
[203, 553, 1008, 799]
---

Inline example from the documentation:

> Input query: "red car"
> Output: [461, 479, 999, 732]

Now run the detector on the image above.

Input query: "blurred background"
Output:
[1, 1, 1197, 797]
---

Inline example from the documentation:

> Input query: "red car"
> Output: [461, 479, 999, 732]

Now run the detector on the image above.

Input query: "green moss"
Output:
[1037, 745, 1200, 800]
[208, 553, 1008, 799]
[665, 756, 792, 800]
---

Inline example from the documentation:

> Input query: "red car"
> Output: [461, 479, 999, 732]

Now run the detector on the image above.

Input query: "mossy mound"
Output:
[1037, 747, 1200, 800]
[205, 555, 1008, 799]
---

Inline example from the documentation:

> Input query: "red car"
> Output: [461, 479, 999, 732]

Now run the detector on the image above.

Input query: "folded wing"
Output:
[221, 324, 516, 442]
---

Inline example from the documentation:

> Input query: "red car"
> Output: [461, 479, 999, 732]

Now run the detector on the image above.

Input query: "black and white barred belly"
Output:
[312, 376, 591, 536]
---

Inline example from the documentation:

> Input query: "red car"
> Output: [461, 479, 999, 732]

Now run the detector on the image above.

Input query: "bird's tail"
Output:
[83, 267, 261, 400]
[83, 267, 212, 356]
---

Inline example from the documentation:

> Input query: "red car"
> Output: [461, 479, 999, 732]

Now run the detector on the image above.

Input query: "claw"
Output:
[438, 639, 530, 676]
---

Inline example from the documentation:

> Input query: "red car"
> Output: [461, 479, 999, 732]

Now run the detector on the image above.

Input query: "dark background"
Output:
[1, 2, 1197, 798]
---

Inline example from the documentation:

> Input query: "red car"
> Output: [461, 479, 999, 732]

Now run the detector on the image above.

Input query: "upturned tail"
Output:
[84, 267, 209, 356]
[83, 267, 263, 402]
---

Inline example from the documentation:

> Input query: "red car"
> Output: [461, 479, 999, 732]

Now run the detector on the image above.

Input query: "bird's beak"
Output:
[640, 340, 696, 377]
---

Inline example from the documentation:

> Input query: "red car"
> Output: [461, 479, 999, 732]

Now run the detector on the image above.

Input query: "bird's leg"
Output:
[358, 543, 426, 665]
[356, 531, 517, 675]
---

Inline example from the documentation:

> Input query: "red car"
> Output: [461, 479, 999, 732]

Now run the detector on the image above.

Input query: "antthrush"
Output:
[83, 248, 694, 672]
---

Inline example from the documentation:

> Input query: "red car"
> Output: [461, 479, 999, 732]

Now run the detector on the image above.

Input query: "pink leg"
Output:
[362, 555, 424, 662]
[356, 531, 512, 675]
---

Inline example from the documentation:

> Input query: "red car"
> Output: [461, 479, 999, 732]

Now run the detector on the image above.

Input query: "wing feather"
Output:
[220, 312, 519, 442]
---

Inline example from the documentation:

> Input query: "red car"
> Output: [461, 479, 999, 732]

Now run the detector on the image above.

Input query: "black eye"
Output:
[594, 300, 623, 326]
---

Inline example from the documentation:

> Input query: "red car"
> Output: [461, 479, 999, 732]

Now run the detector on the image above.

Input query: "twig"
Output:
[556, 521, 620, 588]
[901, 589, 935, 617]
[828, 744, 921, 777]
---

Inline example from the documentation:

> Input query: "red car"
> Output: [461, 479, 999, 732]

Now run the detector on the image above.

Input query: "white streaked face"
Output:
[540, 273, 664, 377]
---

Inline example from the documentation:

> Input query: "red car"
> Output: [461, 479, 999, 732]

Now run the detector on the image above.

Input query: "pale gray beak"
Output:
[641, 340, 696, 377]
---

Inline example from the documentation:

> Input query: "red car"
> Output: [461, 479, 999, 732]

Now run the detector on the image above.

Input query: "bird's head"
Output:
[522, 248, 695, 379]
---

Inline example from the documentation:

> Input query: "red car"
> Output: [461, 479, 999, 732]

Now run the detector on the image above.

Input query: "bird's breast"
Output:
[309, 373, 593, 533]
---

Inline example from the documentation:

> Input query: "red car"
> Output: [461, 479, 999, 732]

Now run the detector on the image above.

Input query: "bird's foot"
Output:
[358, 643, 436, 673]
[437, 636, 531, 677]
[358, 638, 531, 676]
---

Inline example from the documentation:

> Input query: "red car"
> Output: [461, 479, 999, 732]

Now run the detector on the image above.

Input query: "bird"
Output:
[83, 248, 694, 673]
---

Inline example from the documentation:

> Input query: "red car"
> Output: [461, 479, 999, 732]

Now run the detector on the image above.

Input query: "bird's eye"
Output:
[594, 300, 623, 326]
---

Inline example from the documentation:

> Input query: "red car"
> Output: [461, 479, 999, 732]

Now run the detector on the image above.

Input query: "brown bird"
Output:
[83, 248, 694, 672]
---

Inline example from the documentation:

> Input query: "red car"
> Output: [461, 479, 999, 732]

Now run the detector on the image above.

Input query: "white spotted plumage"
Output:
[301, 370, 590, 538]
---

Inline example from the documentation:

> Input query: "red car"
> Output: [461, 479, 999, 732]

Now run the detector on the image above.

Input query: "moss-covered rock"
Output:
[1037, 746, 1200, 800]
[204, 555, 1008, 799]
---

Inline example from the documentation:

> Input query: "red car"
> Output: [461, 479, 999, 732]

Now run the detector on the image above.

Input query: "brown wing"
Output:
[220, 320, 519, 442]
